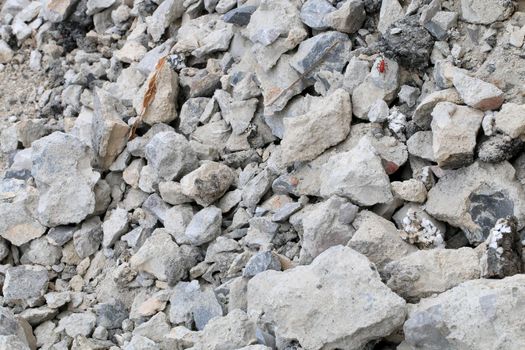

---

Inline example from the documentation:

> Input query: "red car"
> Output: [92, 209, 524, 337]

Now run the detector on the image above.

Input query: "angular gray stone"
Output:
[299, 0, 334, 29]
[0, 186, 45, 246]
[20, 237, 62, 266]
[169, 280, 223, 330]
[223, 5, 257, 26]
[352, 57, 399, 119]
[247, 246, 406, 350]
[320, 137, 393, 206]
[133, 61, 179, 125]
[452, 73, 504, 111]
[173, 14, 234, 59]
[278, 89, 352, 166]
[291, 196, 357, 264]
[145, 0, 184, 42]
[243, 0, 307, 71]
[185, 206, 222, 246]
[426, 161, 525, 244]
[57, 312, 96, 338]
[385, 247, 482, 302]
[92, 88, 130, 170]
[195, 309, 256, 349]
[31, 132, 99, 226]
[494, 103, 525, 139]
[145, 131, 198, 181]
[401, 275, 525, 349]
[460, 0, 514, 24]
[102, 207, 129, 248]
[73, 217, 103, 259]
[3, 265, 48, 306]
[243, 251, 281, 277]
[348, 210, 417, 274]
[431, 102, 483, 169]
[290, 32, 352, 80]
[180, 161, 236, 207]
[95, 299, 128, 330]
[130, 231, 180, 281]
[325, 0, 365, 34]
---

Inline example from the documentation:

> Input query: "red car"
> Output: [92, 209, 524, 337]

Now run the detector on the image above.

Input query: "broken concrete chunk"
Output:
[243, 0, 307, 71]
[92, 88, 130, 170]
[325, 0, 365, 34]
[174, 14, 234, 59]
[3, 265, 48, 306]
[460, 0, 514, 24]
[352, 56, 399, 119]
[291, 195, 357, 264]
[145, 0, 184, 42]
[134, 59, 179, 125]
[129, 231, 180, 281]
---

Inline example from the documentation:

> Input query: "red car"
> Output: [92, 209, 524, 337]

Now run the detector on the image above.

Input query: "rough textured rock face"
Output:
[402, 275, 525, 349]
[385, 247, 482, 301]
[348, 210, 417, 274]
[426, 161, 525, 244]
[31, 132, 99, 226]
[481, 216, 523, 279]
[248, 246, 406, 349]
[431, 102, 483, 169]
[278, 89, 352, 166]
[320, 138, 393, 206]
[380, 15, 435, 69]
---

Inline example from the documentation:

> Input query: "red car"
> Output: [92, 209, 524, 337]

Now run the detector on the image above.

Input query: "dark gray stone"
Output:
[223, 5, 256, 26]
[299, 0, 334, 29]
[243, 251, 281, 277]
[166, 245, 202, 286]
[290, 31, 351, 80]
[478, 135, 524, 163]
[468, 190, 514, 241]
[46, 226, 76, 247]
[3, 265, 48, 305]
[95, 299, 129, 329]
[380, 15, 435, 69]
[73, 217, 103, 259]
[482, 216, 523, 279]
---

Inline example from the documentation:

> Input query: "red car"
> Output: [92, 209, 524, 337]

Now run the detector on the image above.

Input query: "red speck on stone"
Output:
[384, 161, 399, 174]
[290, 176, 299, 187]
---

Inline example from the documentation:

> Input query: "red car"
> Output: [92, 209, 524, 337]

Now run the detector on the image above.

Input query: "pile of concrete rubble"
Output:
[2, 0, 525, 348]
